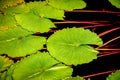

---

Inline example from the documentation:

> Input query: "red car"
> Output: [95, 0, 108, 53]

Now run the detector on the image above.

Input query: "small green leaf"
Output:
[27, 1, 65, 20]
[47, 28, 103, 65]
[107, 70, 120, 80]
[109, 0, 120, 8]
[12, 52, 73, 80]
[0, 36, 46, 57]
[15, 12, 55, 33]
[0, 13, 17, 30]
[47, 0, 86, 10]
[0, 0, 24, 8]
[0, 56, 13, 72]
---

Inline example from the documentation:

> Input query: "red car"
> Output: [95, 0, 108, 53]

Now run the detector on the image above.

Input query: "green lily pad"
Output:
[107, 70, 120, 80]
[0, 36, 46, 57]
[0, 13, 17, 30]
[27, 1, 64, 20]
[1, 4, 29, 15]
[0, 26, 32, 41]
[12, 52, 73, 80]
[47, 28, 103, 65]
[0, 0, 24, 8]
[0, 56, 13, 72]
[47, 0, 86, 10]
[0, 71, 7, 80]
[109, 0, 120, 8]
[15, 12, 55, 33]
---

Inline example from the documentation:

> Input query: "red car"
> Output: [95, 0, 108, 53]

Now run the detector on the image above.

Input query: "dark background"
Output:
[26, 0, 120, 80]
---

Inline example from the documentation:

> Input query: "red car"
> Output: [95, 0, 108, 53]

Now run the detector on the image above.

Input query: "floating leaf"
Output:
[0, 36, 46, 57]
[15, 12, 55, 33]
[63, 76, 85, 80]
[27, 1, 64, 20]
[108, 0, 120, 8]
[47, 0, 86, 10]
[0, 71, 7, 80]
[0, 13, 17, 30]
[106, 70, 120, 80]
[12, 52, 73, 80]
[1, 4, 29, 15]
[0, 26, 32, 41]
[0, 0, 24, 8]
[0, 56, 13, 72]
[47, 28, 103, 65]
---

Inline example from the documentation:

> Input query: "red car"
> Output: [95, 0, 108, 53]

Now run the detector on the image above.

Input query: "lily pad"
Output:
[15, 12, 55, 33]
[12, 52, 73, 80]
[0, 0, 24, 8]
[107, 70, 120, 80]
[47, 0, 86, 10]
[0, 56, 13, 72]
[1, 4, 29, 15]
[0, 71, 7, 80]
[47, 28, 103, 65]
[109, 0, 120, 8]
[0, 26, 32, 41]
[0, 36, 46, 57]
[27, 1, 64, 20]
[0, 13, 17, 30]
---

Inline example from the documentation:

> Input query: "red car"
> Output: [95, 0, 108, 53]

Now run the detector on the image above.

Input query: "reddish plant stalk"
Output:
[65, 10, 120, 15]
[82, 70, 116, 78]
[98, 27, 120, 37]
[96, 36, 120, 49]
[98, 51, 120, 58]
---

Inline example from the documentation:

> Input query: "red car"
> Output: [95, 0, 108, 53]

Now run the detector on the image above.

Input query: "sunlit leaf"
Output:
[15, 12, 55, 33]
[47, 0, 86, 10]
[0, 0, 24, 8]
[0, 56, 13, 72]
[109, 0, 120, 8]
[27, 1, 65, 20]
[12, 52, 73, 80]
[0, 13, 17, 30]
[63, 76, 85, 80]
[0, 36, 46, 57]
[47, 28, 103, 65]
[106, 70, 120, 80]
[0, 26, 32, 41]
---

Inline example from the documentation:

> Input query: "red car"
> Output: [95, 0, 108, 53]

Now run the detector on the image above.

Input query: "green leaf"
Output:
[0, 0, 24, 8]
[106, 70, 120, 80]
[0, 26, 32, 41]
[0, 36, 46, 57]
[1, 4, 29, 15]
[0, 13, 17, 30]
[27, 1, 65, 20]
[0, 56, 13, 72]
[15, 12, 55, 33]
[47, 0, 86, 10]
[108, 0, 120, 8]
[12, 52, 73, 80]
[63, 76, 85, 80]
[47, 28, 103, 65]
[0, 71, 7, 80]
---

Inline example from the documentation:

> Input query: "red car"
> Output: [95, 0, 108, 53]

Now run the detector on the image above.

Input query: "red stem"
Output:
[65, 10, 120, 15]
[98, 27, 120, 37]
[82, 70, 116, 78]
[98, 51, 120, 58]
